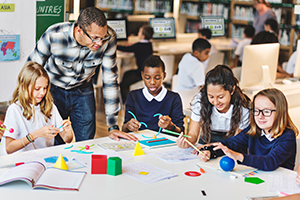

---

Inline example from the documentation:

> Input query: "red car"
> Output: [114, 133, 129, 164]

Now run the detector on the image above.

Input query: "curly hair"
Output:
[194, 65, 250, 143]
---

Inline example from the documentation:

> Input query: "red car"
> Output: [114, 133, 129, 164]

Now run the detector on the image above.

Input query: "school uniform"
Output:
[191, 93, 249, 143]
[3, 102, 63, 153]
[124, 86, 184, 132]
[221, 128, 297, 171]
[175, 53, 205, 91]
[234, 38, 252, 66]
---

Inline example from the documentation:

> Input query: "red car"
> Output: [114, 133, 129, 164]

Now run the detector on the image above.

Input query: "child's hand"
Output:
[60, 120, 72, 133]
[212, 142, 244, 162]
[126, 118, 141, 132]
[176, 132, 191, 148]
[197, 149, 210, 162]
[0, 122, 5, 139]
[32, 125, 60, 140]
[59, 120, 74, 143]
[158, 115, 172, 129]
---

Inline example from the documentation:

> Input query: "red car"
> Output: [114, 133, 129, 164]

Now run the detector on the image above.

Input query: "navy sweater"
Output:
[221, 128, 297, 171]
[117, 42, 153, 74]
[124, 89, 184, 132]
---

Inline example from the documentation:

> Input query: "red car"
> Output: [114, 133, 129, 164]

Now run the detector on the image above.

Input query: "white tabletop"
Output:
[0, 130, 296, 200]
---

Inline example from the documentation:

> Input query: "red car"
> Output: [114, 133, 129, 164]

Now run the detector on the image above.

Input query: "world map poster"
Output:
[0, 34, 20, 61]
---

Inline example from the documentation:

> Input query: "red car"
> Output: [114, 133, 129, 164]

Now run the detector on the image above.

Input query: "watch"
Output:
[108, 125, 119, 132]
[170, 124, 176, 131]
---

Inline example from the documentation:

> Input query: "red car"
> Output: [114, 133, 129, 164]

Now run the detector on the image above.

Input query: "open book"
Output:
[0, 161, 86, 191]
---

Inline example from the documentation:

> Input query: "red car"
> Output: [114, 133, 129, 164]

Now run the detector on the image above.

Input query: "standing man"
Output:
[27, 7, 137, 142]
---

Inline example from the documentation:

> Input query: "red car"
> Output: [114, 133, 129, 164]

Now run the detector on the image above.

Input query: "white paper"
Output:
[150, 147, 198, 162]
[123, 161, 177, 184]
[268, 174, 300, 194]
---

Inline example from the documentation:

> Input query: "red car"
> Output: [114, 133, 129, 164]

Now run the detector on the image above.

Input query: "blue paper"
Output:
[44, 156, 69, 163]
[139, 137, 176, 148]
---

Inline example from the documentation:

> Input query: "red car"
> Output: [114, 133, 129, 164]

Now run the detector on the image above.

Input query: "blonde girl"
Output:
[4, 62, 73, 154]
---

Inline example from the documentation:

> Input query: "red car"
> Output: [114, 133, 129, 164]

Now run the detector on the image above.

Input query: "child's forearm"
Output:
[6, 137, 31, 154]
[297, 164, 300, 174]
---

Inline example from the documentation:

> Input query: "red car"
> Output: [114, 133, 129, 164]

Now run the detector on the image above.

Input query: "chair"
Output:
[171, 74, 178, 91]
[160, 55, 175, 86]
[205, 52, 225, 74]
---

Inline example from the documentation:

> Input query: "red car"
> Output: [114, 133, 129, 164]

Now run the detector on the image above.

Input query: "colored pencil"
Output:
[184, 138, 210, 160]
[146, 138, 168, 143]
[162, 129, 191, 138]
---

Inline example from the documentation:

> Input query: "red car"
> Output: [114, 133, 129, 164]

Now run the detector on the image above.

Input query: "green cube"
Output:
[107, 157, 122, 176]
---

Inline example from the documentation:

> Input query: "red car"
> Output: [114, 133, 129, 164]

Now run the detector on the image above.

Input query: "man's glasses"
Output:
[80, 26, 110, 43]
[252, 109, 276, 117]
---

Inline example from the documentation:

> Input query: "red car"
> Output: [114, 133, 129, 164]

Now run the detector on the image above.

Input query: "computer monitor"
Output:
[107, 19, 128, 41]
[149, 17, 176, 40]
[293, 40, 300, 77]
[240, 43, 280, 89]
[201, 16, 225, 36]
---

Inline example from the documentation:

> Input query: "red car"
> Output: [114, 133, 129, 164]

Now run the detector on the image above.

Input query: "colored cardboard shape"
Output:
[133, 141, 144, 156]
[107, 157, 122, 176]
[54, 154, 69, 170]
[244, 177, 265, 184]
[91, 155, 107, 174]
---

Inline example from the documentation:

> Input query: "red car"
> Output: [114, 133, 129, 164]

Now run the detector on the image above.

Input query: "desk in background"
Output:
[0, 130, 297, 200]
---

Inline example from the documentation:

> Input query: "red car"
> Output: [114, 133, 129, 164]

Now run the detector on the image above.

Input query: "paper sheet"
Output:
[123, 161, 177, 184]
[268, 173, 300, 194]
[150, 147, 198, 162]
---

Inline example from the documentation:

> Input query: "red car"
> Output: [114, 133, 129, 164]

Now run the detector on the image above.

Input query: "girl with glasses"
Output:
[196, 88, 299, 171]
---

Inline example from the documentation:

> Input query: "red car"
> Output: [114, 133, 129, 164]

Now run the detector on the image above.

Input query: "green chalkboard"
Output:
[36, 0, 65, 42]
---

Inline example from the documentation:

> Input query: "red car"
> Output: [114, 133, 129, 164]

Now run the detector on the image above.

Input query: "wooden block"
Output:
[91, 155, 107, 174]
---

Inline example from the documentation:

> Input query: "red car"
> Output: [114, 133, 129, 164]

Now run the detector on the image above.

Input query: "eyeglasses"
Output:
[80, 26, 110, 43]
[252, 109, 276, 117]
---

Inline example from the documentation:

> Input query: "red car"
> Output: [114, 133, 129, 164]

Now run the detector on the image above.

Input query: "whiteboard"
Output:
[0, 0, 36, 102]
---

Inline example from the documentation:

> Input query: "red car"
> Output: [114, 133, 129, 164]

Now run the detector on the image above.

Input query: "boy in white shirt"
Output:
[174, 38, 211, 91]
[198, 28, 218, 69]
[231, 25, 255, 69]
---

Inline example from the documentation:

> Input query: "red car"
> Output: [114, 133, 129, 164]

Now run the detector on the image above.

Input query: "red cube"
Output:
[91, 155, 107, 174]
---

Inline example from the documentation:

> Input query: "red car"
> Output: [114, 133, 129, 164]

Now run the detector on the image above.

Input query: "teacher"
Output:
[27, 7, 137, 142]
[252, 0, 277, 34]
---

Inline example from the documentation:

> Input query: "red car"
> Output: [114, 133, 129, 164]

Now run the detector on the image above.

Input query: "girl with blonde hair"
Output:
[3, 61, 73, 154]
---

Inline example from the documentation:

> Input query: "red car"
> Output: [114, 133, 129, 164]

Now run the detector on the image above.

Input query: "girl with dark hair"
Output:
[177, 65, 250, 148]
[197, 88, 298, 171]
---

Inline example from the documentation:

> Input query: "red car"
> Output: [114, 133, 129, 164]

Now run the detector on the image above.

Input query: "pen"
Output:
[162, 129, 191, 138]
[184, 138, 210, 160]
[146, 138, 168, 143]
[0, 162, 24, 168]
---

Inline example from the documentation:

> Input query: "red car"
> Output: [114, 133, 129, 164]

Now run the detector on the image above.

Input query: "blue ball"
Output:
[219, 156, 235, 172]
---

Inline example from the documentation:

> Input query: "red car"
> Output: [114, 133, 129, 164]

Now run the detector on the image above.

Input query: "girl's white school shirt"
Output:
[190, 93, 249, 132]
[3, 101, 63, 153]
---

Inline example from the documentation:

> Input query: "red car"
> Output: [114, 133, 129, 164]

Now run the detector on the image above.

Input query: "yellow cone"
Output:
[133, 141, 144, 156]
[54, 154, 69, 170]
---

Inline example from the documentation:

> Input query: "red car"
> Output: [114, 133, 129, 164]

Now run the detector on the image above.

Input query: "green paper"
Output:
[244, 177, 265, 184]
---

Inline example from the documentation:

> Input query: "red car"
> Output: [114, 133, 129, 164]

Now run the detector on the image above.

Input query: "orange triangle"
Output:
[133, 141, 144, 156]
[54, 154, 69, 170]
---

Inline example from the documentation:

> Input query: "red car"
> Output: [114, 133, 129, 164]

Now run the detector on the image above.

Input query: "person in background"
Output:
[4, 62, 74, 154]
[231, 25, 255, 68]
[27, 7, 138, 142]
[122, 55, 184, 134]
[0, 122, 5, 140]
[285, 34, 300, 76]
[198, 28, 218, 69]
[264, 18, 279, 37]
[196, 88, 298, 171]
[177, 65, 250, 148]
[253, 0, 277, 34]
[118, 25, 154, 104]
[251, 31, 292, 78]
[174, 38, 211, 91]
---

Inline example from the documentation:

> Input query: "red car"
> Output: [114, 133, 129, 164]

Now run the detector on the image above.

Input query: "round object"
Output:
[152, 135, 157, 139]
[9, 128, 14, 133]
[219, 156, 235, 172]
[85, 145, 90, 150]
[184, 171, 201, 177]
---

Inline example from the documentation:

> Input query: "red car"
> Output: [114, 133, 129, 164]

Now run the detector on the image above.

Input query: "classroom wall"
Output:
[0, 0, 36, 102]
